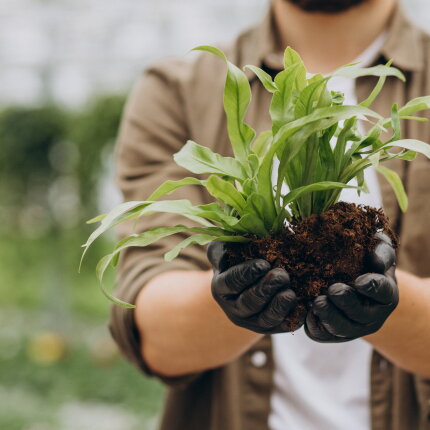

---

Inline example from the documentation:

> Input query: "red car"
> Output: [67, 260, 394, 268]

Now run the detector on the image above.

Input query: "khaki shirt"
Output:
[110, 4, 430, 430]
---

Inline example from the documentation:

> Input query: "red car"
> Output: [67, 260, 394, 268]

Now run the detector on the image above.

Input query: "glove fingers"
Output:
[367, 240, 396, 274]
[206, 241, 230, 272]
[386, 266, 396, 281]
[257, 289, 297, 329]
[304, 310, 345, 343]
[216, 259, 271, 296]
[354, 273, 398, 305]
[312, 296, 365, 339]
[327, 283, 385, 324]
[234, 268, 289, 318]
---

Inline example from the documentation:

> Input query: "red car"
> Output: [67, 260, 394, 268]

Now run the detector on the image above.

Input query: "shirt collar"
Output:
[240, 2, 424, 79]
[380, 5, 424, 72]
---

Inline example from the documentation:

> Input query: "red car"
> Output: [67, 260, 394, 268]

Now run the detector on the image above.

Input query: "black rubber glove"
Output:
[305, 232, 399, 343]
[207, 241, 304, 334]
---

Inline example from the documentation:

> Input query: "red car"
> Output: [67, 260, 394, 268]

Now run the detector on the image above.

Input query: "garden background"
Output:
[1, 1, 428, 429]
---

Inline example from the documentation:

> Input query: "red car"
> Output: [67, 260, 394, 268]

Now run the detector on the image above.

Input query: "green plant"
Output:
[82, 46, 430, 307]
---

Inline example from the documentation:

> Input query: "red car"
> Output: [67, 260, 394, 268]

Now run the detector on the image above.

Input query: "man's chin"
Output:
[286, 0, 368, 13]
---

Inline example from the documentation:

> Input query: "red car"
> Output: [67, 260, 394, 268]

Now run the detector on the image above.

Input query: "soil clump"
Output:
[226, 202, 397, 331]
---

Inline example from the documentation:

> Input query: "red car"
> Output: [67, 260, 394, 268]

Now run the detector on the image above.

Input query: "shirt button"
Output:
[379, 358, 388, 371]
[250, 351, 267, 368]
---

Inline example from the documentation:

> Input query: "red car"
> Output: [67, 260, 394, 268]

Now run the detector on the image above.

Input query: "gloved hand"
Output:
[305, 232, 399, 343]
[207, 241, 304, 334]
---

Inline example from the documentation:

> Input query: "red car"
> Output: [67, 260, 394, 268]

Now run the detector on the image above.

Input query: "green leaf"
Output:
[82, 199, 217, 270]
[381, 97, 430, 130]
[193, 46, 255, 163]
[242, 193, 270, 233]
[376, 165, 408, 212]
[369, 152, 380, 167]
[357, 123, 384, 151]
[283, 47, 307, 90]
[332, 63, 405, 81]
[390, 104, 401, 141]
[96, 226, 190, 297]
[174, 140, 247, 181]
[294, 77, 329, 118]
[283, 47, 302, 68]
[334, 117, 358, 174]
[147, 177, 203, 201]
[282, 181, 357, 206]
[270, 64, 301, 134]
[258, 105, 378, 224]
[397, 96, 430, 117]
[274, 105, 382, 153]
[252, 130, 272, 159]
[400, 116, 429, 123]
[135, 200, 215, 227]
[360, 60, 393, 108]
[95, 264, 136, 309]
[331, 91, 345, 105]
[396, 150, 417, 161]
[235, 214, 267, 236]
[205, 175, 246, 213]
[242, 178, 256, 196]
[318, 124, 337, 180]
[244, 65, 277, 93]
[267, 106, 381, 191]
[194, 203, 241, 229]
[271, 181, 358, 228]
[164, 233, 249, 262]
[96, 225, 230, 307]
[101, 225, 226, 276]
[86, 213, 106, 224]
[80, 200, 149, 270]
[385, 139, 430, 159]
[247, 153, 259, 177]
[356, 167, 366, 195]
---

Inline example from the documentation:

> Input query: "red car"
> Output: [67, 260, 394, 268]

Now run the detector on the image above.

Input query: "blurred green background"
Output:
[0, 96, 165, 430]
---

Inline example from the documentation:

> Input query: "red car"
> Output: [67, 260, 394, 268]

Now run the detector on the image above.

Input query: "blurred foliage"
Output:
[0, 95, 164, 429]
[0, 94, 129, 308]
[0, 313, 163, 430]
[0, 105, 65, 175]
[0, 106, 67, 207]
[0, 94, 126, 238]
[70, 95, 127, 212]
[0, 229, 115, 317]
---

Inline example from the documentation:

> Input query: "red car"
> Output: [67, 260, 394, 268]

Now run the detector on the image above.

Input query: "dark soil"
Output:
[226, 202, 398, 331]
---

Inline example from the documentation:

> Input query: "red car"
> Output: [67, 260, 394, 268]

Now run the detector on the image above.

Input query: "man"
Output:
[110, 0, 430, 429]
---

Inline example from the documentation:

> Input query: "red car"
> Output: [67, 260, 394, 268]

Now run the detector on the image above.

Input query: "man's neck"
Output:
[272, 0, 397, 74]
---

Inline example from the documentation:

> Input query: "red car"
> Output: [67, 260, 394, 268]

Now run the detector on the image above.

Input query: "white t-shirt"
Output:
[268, 34, 386, 430]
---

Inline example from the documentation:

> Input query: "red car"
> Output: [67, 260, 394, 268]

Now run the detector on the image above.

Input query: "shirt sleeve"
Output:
[108, 60, 212, 384]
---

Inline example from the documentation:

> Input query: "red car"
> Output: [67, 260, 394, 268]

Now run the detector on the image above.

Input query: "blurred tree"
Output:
[0, 95, 126, 235]
[0, 96, 127, 317]
[0, 106, 66, 210]
[70, 94, 126, 215]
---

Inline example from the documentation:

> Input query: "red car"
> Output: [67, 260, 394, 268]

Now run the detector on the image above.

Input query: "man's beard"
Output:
[286, 0, 368, 13]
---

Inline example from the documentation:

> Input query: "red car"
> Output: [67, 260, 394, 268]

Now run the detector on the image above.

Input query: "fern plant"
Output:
[81, 46, 430, 307]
